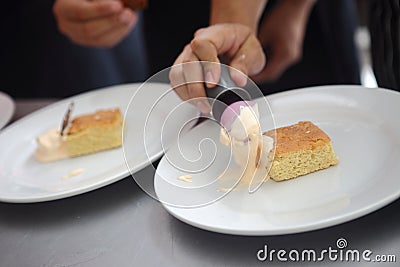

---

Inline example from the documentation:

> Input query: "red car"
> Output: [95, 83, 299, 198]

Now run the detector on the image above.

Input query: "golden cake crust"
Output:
[67, 109, 122, 135]
[263, 121, 338, 181]
[65, 108, 123, 157]
[263, 121, 331, 155]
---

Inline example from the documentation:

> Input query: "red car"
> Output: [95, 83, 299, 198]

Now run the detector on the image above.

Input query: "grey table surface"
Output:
[0, 100, 399, 267]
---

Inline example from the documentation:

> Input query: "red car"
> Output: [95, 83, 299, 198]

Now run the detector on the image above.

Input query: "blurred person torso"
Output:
[1, 1, 147, 98]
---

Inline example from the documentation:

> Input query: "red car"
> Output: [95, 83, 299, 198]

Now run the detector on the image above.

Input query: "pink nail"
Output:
[205, 71, 215, 85]
[231, 71, 247, 87]
[196, 101, 211, 114]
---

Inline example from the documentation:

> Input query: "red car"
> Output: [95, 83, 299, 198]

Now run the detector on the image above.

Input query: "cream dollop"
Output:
[220, 104, 274, 183]
[35, 128, 69, 163]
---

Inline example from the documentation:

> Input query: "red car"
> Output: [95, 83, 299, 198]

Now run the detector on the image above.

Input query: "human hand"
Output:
[252, 0, 315, 83]
[53, 0, 138, 48]
[169, 23, 266, 113]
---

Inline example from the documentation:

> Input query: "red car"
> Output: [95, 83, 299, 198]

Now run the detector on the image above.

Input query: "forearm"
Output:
[210, 0, 267, 32]
[280, 0, 317, 21]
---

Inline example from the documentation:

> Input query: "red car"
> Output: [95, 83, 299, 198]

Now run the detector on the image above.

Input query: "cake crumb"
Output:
[217, 188, 230, 192]
[177, 175, 192, 183]
[217, 187, 239, 192]
[62, 168, 85, 179]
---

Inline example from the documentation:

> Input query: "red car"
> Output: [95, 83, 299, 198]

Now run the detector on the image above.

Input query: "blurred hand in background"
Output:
[53, 0, 137, 48]
[252, 0, 316, 83]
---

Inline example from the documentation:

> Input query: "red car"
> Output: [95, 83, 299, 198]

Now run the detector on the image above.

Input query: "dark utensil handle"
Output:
[205, 64, 251, 122]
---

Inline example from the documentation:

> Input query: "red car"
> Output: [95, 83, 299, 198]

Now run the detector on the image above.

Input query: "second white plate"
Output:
[154, 85, 400, 235]
[0, 83, 198, 203]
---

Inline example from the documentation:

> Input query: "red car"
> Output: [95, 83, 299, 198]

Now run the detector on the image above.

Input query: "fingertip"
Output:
[129, 10, 139, 26]
[118, 9, 135, 24]
[196, 100, 211, 114]
[109, 1, 123, 12]
[230, 68, 248, 87]
[131, 9, 139, 19]
[186, 82, 210, 113]
[204, 61, 221, 88]
[95, 0, 123, 16]
[205, 71, 217, 88]
[230, 54, 249, 87]
[205, 83, 217, 89]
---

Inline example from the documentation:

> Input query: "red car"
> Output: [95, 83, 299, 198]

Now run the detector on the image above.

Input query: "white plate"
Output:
[154, 85, 400, 235]
[0, 83, 198, 203]
[0, 91, 15, 129]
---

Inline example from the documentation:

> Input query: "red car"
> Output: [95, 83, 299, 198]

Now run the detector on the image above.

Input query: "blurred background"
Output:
[1, 0, 399, 100]
[357, 0, 400, 90]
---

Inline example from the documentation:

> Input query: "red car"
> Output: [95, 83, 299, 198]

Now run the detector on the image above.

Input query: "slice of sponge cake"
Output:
[264, 121, 338, 181]
[66, 109, 123, 157]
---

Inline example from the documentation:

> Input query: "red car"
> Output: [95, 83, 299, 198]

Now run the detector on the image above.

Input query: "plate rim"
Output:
[154, 84, 400, 236]
[161, 178, 400, 236]
[0, 91, 16, 130]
